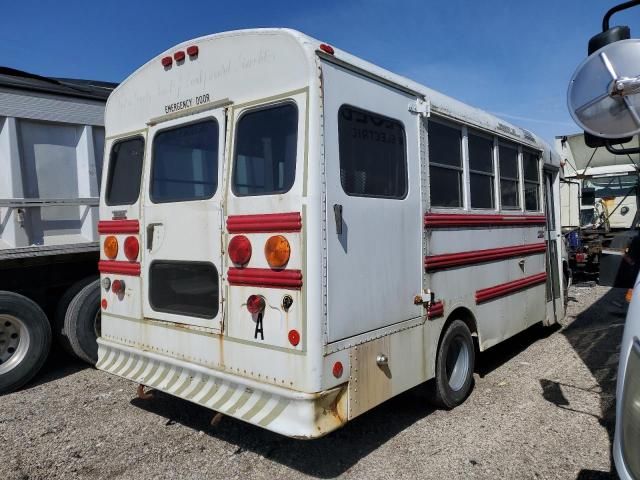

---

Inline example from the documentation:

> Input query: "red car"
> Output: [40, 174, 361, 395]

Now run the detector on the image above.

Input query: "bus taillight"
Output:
[104, 236, 118, 259]
[124, 236, 139, 261]
[246, 295, 265, 314]
[229, 235, 252, 266]
[265, 235, 290, 268]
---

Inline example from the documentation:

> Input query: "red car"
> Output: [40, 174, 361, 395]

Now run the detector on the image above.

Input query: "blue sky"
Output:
[1, 0, 638, 143]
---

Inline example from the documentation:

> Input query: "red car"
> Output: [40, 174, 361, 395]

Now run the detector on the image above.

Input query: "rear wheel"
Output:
[65, 280, 101, 365]
[430, 319, 475, 409]
[54, 276, 97, 357]
[0, 291, 51, 394]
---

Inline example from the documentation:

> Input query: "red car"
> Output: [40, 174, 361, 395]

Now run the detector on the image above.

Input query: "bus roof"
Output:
[107, 28, 559, 166]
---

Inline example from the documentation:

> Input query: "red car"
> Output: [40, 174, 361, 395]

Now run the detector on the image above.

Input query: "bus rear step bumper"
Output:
[96, 339, 347, 438]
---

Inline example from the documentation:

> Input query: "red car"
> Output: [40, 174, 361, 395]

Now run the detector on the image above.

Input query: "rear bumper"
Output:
[96, 338, 347, 438]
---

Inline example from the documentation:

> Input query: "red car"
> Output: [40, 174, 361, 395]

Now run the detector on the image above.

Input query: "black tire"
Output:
[65, 280, 101, 365]
[0, 291, 51, 394]
[54, 275, 97, 357]
[430, 320, 475, 409]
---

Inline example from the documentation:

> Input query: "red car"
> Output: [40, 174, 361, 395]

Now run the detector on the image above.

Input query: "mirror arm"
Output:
[603, 0, 640, 31]
[605, 139, 640, 156]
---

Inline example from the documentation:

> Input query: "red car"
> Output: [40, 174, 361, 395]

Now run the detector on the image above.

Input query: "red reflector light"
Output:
[101, 299, 107, 310]
[246, 295, 265, 314]
[124, 236, 139, 262]
[332, 361, 344, 378]
[228, 235, 252, 266]
[575, 252, 586, 262]
[161, 56, 172, 67]
[288, 329, 300, 346]
[111, 279, 125, 295]
[186, 45, 199, 57]
[319, 43, 335, 55]
[174, 51, 185, 62]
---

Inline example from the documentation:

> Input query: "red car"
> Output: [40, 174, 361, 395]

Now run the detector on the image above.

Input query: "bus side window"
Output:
[468, 130, 495, 209]
[523, 150, 540, 211]
[428, 119, 463, 208]
[498, 142, 520, 209]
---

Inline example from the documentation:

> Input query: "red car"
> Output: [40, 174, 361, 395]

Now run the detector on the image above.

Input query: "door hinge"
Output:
[409, 98, 430, 117]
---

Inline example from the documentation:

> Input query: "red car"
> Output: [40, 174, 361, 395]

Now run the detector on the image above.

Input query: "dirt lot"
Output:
[0, 283, 625, 479]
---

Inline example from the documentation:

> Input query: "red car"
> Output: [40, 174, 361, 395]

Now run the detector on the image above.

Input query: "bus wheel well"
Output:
[441, 307, 479, 350]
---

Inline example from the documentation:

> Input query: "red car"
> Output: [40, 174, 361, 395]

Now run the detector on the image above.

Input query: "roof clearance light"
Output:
[228, 235, 252, 266]
[174, 51, 186, 62]
[186, 45, 199, 57]
[104, 236, 118, 259]
[161, 56, 173, 67]
[265, 235, 291, 269]
[246, 295, 265, 315]
[124, 236, 139, 262]
[319, 43, 335, 55]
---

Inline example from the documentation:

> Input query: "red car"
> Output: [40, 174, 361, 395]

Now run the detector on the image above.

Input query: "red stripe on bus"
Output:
[228, 268, 303, 290]
[425, 243, 546, 271]
[227, 212, 302, 233]
[98, 260, 141, 276]
[427, 301, 444, 319]
[98, 220, 140, 234]
[424, 213, 546, 228]
[475, 272, 547, 304]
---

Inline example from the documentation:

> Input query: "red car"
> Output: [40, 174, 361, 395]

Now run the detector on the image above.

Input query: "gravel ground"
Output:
[1, 283, 625, 479]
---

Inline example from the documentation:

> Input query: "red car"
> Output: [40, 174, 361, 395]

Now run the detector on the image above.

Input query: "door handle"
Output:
[333, 204, 343, 235]
[146, 223, 162, 251]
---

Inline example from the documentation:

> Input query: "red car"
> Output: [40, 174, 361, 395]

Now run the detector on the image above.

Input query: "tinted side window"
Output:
[233, 103, 298, 196]
[149, 261, 219, 318]
[499, 143, 520, 209]
[151, 120, 219, 203]
[523, 150, 540, 211]
[468, 131, 495, 209]
[338, 105, 407, 199]
[106, 138, 144, 205]
[429, 120, 462, 207]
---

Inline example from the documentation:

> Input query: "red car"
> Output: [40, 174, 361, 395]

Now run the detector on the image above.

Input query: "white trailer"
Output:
[0, 67, 115, 393]
[97, 29, 565, 438]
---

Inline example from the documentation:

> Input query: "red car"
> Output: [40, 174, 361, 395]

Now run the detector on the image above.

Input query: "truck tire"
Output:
[429, 320, 475, 409]
[54, 275, 98, 357]
[65, 280, 101, 365]
[0, 291, 51, 394]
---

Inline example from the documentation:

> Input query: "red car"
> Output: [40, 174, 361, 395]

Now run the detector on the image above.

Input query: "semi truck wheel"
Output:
[65, 280, 101, 365]
[0, 291, 51, 394]
[54, 276, 97, 357]
[429, 320, 475, 409]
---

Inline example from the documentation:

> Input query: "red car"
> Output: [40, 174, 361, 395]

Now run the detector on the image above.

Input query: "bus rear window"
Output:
[232, 103, 298, 196]
[106, 137, 144, 205]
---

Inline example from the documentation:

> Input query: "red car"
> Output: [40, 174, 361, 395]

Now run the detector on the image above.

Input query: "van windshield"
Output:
[583, 175, 638, 198]
[232, 103, 298, 196]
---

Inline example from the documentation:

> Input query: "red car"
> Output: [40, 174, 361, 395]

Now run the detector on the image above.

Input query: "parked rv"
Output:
[0, 67, 115, 394]
[96, 29, 566, 438]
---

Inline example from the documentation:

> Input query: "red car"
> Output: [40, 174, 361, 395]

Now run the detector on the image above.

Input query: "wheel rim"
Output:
[0, 314, 31, 375]
[445, 335, 470, 391]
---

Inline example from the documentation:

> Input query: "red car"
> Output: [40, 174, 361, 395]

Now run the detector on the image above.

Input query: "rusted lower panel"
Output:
[348, 336, 392, 419]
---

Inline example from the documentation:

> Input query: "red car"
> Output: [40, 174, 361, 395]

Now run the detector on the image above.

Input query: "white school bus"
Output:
[97, 29, 565, 438]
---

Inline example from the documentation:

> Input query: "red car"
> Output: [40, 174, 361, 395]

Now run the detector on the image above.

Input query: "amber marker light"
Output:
[104, 236, 118, 259]
[265, 235, 291, 268]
